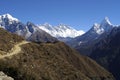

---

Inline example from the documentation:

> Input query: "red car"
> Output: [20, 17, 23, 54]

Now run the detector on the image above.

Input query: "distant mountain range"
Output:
[0, 14, 57, 42]
[0, 14, 84, 42]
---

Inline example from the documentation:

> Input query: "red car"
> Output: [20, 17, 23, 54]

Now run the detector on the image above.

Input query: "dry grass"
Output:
[0, 28, 115, 80]
[0, 28, 24, 52]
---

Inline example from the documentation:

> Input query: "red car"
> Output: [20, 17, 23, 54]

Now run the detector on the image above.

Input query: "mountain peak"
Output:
[3, 13, 13, 17]
[43, 23, 52, 27]
[56, 24, 74, 31]
[91, 17, 113, 35]
[101, 17, 112, 26]
[93, 23, 100, 27]
[39, 24, 84, 38]
[0, 13, 19, 21]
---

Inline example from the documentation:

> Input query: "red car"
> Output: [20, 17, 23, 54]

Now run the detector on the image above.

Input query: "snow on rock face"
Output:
[0, 14, 19, 22]
[38, 24, 85, 38]
[0, 14, 85, 39]
[101, 17, 112, 26]
[0, 14, 19, 29]
[93, 23, 103, 34]
[0, 14, 35, 39]
[92, 17, 113, 35]
[0, 14, 58, 42]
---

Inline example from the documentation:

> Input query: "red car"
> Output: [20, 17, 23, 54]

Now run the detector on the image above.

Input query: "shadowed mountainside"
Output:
[90, 27, 120, 80]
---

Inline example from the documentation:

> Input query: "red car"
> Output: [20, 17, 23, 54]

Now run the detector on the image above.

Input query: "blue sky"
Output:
[0, 0, 120, 31]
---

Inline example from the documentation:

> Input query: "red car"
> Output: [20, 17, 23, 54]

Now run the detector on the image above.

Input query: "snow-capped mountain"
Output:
[0, 14, 19, 30]
[0, 14, 57, 42]
[67, 17, 115, 55]
[38, 23, 85, 38]
[92, 17, 113, 35]
[0, 13, 19, 22]
[0, 14, 84, 42]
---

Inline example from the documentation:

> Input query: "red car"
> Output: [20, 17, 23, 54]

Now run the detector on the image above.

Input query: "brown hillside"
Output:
[0, 28, 24, 52]
[0, 28, 115, 80]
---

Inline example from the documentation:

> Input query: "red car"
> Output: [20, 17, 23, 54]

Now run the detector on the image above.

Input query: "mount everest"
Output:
[38, 23, 84, 38]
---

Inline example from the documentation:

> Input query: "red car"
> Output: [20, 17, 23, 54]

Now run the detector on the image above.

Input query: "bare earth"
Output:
[0, 41, 29, 59]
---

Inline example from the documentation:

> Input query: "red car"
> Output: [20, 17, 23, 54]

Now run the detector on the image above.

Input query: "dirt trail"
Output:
[0, 41, 29, 59]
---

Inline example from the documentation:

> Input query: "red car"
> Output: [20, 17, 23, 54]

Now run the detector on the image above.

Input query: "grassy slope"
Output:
[0, 28, 115, 80]
[0, 28, 23, 52]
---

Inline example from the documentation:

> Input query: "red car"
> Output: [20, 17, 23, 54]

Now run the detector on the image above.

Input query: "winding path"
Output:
[0, 41, 29, 59]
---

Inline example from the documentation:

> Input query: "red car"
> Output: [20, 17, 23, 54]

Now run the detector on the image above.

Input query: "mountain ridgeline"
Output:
[0, 25, 115, 79]
[0, 14, 58, 43]
[0, 14, 85, 43]
[38, 23, 85, 41]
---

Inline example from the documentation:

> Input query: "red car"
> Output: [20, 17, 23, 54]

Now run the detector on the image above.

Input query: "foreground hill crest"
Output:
[0, 28, 114, 80]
